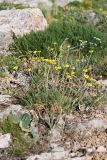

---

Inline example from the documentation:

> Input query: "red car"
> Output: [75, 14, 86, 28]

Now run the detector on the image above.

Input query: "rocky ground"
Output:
[0, 73, 107, 160]
[0, 0, 107, 160]
[0, 92, 107, 160]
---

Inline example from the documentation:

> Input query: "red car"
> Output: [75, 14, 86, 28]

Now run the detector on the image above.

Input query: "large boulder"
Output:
[0, 8, 47, 52]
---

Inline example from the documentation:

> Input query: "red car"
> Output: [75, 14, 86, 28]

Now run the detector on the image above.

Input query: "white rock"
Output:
[97, 146, 106, 153]
[0, 133, 12, 149]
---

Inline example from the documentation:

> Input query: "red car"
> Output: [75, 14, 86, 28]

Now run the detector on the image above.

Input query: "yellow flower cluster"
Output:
[55, 66, 62, 71]
[45, 59, 56, 65]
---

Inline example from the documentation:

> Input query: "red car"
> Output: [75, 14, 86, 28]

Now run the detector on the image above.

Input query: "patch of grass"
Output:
[16, 52, 105, 113]
[10, 21, 107, 60]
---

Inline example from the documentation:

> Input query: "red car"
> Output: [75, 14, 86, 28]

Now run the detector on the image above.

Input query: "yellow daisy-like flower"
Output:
[83, 69, 88, 73]
[55, 66, 62, 71]
[33, 50, 38, 54]
[65, 72, 70, 75]
[89, 77, 95, 81]
[96, 81, 104, 86]
[91, 93, 97, 97]
[67, 45, 71, 48]
[71, 71, 75, 75]
[83, 74, 90, 79]
[86, 83, 93, 87]
[13, 66, 18, 71]
[76, 59, 80, 63]
[47, 59, 56, 65]
[64, 64, 69, 68]
[72, 66, 75, 70]
[66, 75, 71, 79]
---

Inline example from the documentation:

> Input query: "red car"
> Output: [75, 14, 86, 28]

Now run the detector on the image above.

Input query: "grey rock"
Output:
[0, 104, 22, 120]
[0, 133, 12, 149]
[65, 118, 107, 137]
[0, 8, 47, 51]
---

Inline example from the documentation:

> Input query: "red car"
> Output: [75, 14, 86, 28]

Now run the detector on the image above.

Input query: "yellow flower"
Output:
[72, 66, 75, 70]
[55, 66, 62, 71]
[83, 74, 90, 79]
[71, 71, 75, 75]
[65, 72, 70, 75]
[64, 64, 69, 68]
[13, 66, 18, 71]
[48, 47, 54, 51]
[33, 50, 38, 54]
[47, 59, 56, 65]
[33, 50, 41, 54]
[89, 50, 94, 53]
[86, 83, 93, 87]
[83, 69, 88, 73]
[44, 59, 48, 62]
[96, 81, 104, 86]
[66, 75, 71, 79]
[91, 93, 97, 97]
[76, 59, 80, 63]
[89, 77, 95, 81]
[67, 45, 71, 48]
